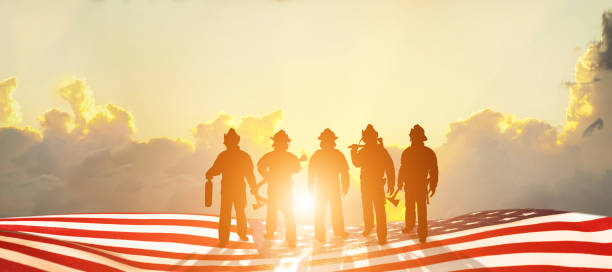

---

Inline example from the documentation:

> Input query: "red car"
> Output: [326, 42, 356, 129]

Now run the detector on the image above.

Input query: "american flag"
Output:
[0, 209, 610, 271]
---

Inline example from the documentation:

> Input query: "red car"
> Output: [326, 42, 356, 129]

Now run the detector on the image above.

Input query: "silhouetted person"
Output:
[257, 130, 301, 248]
[350, 124, 395, 245]
[398, 124, 438, 243]
[308, 128, 350, 243]
[206, 128, 257, 247]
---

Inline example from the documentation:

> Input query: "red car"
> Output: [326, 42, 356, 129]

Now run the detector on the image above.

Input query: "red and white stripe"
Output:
[0, 212, 610, 271]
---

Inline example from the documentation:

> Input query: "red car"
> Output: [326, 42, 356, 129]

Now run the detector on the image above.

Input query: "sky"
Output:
[1, 0, 610, 150]
[1, 1, 611, 222]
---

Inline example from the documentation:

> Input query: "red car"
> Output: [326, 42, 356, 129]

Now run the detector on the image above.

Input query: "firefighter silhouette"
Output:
[398, 124, 438, 243]
[205, 128, 257, 247]
[350, 124, 395, 245]
[257, 130, 301, 248]
[308, 128, 350, 242]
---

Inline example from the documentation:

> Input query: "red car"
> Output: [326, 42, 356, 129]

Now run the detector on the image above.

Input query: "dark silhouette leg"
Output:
[330, 191, 346, 237]
[404, 191, 416, 232]
[416, 194, 428, 242]
[373, 196, 387, 244]
[218, 195, 232, 246]
[361, 190, 374, 235]
[283, 198, 297, 247]
[314, 193, 328, 242]
[266, 200, 277, 238]
[234, 201, 248, 241]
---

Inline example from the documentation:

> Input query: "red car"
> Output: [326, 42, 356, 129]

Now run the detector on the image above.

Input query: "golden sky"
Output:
[2, 0, 611, 151]
[2, 1, 612, 220]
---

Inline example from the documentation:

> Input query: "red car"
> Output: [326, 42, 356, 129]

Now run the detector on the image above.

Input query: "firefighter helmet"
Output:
[318, 128, 338, 141]
[362, 124, 378, 143]
[271, 129, 291, 143]
[223, 128, 240, 145]
[409, 124, 427, 142]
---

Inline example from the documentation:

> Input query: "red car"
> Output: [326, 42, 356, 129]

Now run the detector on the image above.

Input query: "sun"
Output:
[293, 189, 315, 215]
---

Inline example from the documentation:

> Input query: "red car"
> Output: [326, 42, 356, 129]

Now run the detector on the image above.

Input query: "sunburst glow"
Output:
[294, 189, 315, 215]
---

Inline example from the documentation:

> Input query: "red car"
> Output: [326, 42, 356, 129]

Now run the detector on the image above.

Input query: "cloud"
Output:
[56, 79, 136, 148]
[423, 12, 612, 218]
[58, 80, 95, 130]
[599, 11, 612, 69]
[428, 110, 576, 217]
[39, 109, 73, 137]
[0, 79, 283, 217]
[0, 126, 40, 171]
[192, 110, 282, 150]
[0, 77, 22, 124]
[583, 117, 603, 137]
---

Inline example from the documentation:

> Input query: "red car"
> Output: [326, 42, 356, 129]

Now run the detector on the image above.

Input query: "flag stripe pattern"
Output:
[0, 209, 610, 271]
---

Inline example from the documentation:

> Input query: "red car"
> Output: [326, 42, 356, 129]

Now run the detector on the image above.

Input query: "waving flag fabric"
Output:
[0, 209, 610, 271]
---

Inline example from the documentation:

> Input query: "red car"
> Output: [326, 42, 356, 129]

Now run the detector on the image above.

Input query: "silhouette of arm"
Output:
[397, 149, 408, 189]
[383, 148, 396, 192]
[350, 148, 362, 167]
[339, 151, 350, 195]
[257, 154, 269, 178]
[206, 153, 223, 179]
[245, 153, 256, 190]
[428, 149, 439, 194]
